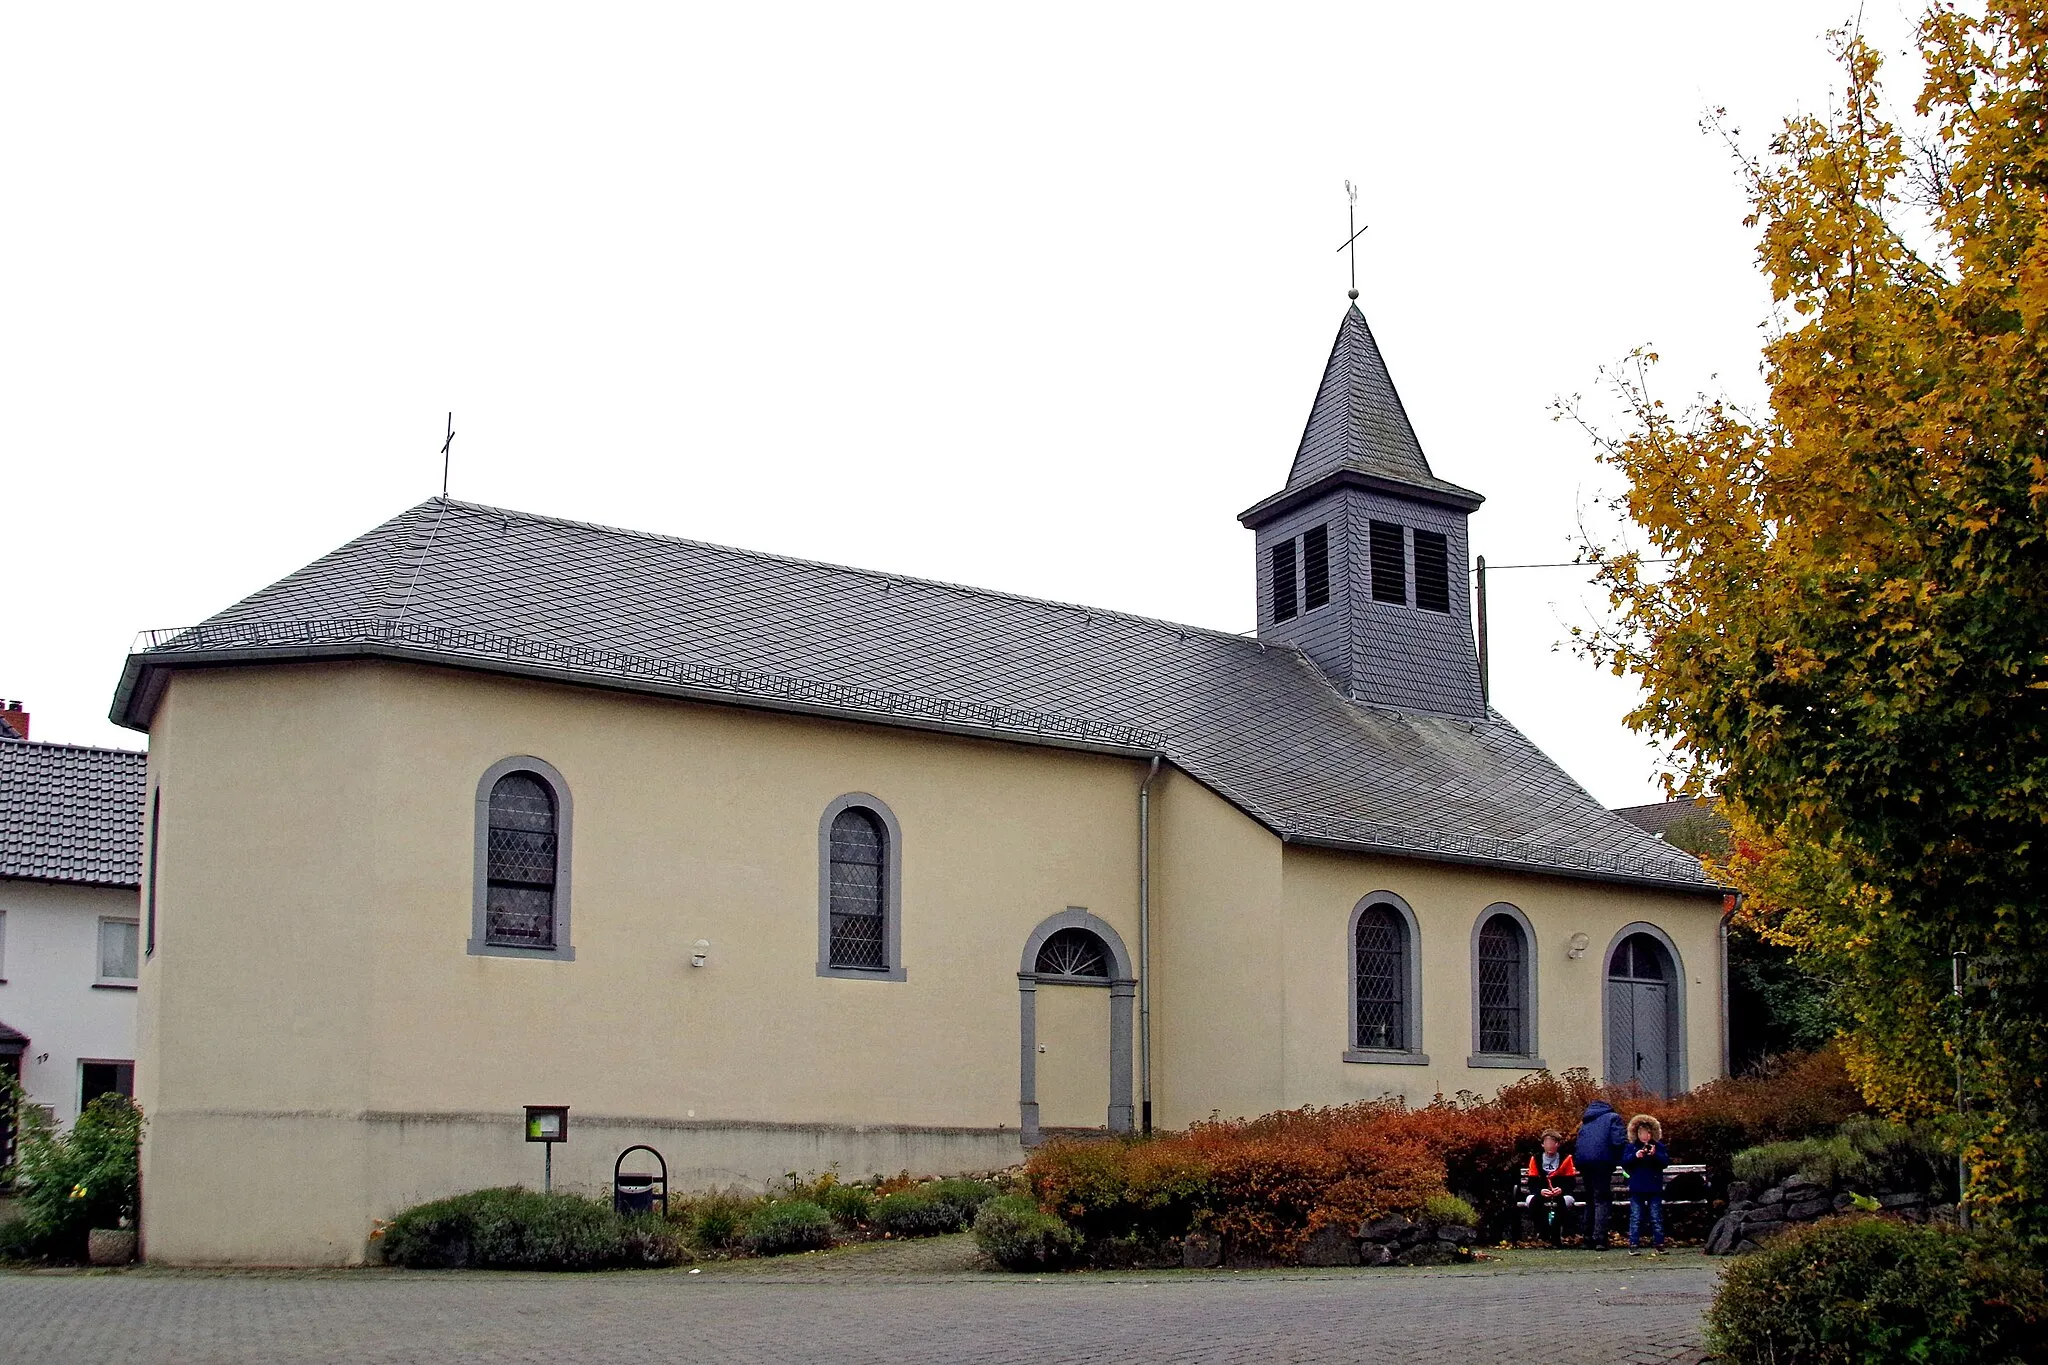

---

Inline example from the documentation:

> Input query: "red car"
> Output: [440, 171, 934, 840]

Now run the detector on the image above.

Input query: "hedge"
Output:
[377, 1188, 683, 1270]
[1706, 1218, 2048, 1364]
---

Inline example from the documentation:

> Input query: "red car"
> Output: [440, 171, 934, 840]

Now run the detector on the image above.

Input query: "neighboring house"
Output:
[112, 300, 1725, 1265]
[0, 716, 147, 1162]
[1614, 798, 1730, 855]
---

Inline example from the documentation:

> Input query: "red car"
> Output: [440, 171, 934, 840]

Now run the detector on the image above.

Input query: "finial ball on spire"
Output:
[1348, 289, 1359, 300]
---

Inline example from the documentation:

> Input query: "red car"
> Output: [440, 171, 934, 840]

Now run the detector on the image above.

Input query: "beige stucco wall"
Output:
[1274, 846, 1723, 1109]
[139, 660, 1146, 1263]
[135, 657, 1723, 1264]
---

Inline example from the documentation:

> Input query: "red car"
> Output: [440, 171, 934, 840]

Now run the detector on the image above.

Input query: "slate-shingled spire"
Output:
[1276, 303, 1482, 508]
[1241, 302, 1486, 718]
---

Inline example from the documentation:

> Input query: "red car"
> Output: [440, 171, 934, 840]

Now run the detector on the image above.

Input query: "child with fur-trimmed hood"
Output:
[1621, 1114, 1670, 1251]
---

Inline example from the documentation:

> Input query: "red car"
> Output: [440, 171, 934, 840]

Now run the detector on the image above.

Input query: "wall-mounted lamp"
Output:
[690, 939, 710, 969]
[1566, 932, 1591, 960]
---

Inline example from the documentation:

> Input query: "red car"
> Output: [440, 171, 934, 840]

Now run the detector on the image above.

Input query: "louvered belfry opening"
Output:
[828, 807, 887, 969]
[1270, 540, 1299, 623]
[1035, 927, 1109, 978]
[485, 772, 558, 948]
[1354, 904, 1407, 1050]
[1369, 520, 1407, 604]
[1477, 914, 1526, 1054]
[1412, 529, 1451, 613]
[1302, 524, 1331, 610]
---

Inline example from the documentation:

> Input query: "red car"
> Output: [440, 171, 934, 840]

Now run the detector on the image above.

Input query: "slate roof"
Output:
[1614, 798, 1727, 841]
[0, 740, 147, 887]
[1242, 304, 1483, 523]
[113, 498, 1712, 892]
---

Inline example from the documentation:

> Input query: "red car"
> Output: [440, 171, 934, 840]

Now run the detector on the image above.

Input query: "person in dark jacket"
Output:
[1573, 1100, 1629, 1248]
[1519, 1129, 1580, 1245]
[1622, 1114, 1671, 1252]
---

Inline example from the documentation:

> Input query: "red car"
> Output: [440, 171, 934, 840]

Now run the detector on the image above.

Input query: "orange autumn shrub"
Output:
[1023, 1049, 1865, 1261]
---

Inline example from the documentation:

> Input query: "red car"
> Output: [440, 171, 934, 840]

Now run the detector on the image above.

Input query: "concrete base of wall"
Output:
[140, 1109, 1025, 1266]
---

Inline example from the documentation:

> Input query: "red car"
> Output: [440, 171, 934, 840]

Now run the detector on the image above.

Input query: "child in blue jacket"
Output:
[1622, 1113, 1670, 1252]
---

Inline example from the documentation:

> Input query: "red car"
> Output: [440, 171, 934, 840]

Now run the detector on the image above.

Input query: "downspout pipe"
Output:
[1719, 891, 1741, 1078]
[1138, 754, 1163, 1135]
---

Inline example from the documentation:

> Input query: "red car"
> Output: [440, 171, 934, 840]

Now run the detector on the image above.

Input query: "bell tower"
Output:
[1240, 303, 1485, 718]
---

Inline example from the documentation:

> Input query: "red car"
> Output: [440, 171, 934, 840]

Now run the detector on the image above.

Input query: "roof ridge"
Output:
[421, 496, 1265, 650]
[0, 737, 147, 759]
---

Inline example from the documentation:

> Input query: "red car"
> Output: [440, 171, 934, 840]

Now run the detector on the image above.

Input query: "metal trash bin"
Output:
[612, 1144, 669, 1218]
[614, 1173, 657, 1215]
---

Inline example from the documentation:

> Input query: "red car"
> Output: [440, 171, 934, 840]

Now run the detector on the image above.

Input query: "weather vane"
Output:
[440, 412, 455, 497]
[1336, 180, 1367, 300]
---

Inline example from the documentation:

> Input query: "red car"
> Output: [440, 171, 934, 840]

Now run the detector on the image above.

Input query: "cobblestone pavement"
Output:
[0, 1243, 1720, 1364]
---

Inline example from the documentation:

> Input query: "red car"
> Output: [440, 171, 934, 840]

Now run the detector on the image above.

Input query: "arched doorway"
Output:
[1017, 910, 1134, 1146]
[1605, 926, 1684, 1095]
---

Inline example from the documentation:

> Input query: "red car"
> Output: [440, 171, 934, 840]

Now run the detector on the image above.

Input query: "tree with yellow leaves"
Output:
[1570, 4, 2048, 1242]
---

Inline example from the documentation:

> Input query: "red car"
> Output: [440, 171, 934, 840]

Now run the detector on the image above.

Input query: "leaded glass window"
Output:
[1354, 904, 1407, 1050]
[486, 772, 558, 948]
[1035, 928, 1109, 978]
[1477, 914, 1526, 1054]
[1610, 933, 1667, 980]
[828, 807, 887, 970]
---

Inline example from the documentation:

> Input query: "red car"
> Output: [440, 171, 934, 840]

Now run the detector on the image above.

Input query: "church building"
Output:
[113, 302, 1723, 1265]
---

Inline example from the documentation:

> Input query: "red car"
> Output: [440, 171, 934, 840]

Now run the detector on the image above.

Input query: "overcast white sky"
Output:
[2, 3, 1921, 804]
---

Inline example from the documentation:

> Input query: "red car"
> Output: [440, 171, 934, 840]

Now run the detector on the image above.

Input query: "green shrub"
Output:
[873, 1188, 962, 1237]
[378, 1188, 683, 1270]
[0, 1088, 144, 1264]
[1422, 1193, 1478, 1229]
[924, 1178, 998, 1227]
[680, 1189, 768, 1253]
[814, 1182, 873, 1228]
[974, 1195, 1080, 1271]
[1732, 1116, 1948, 1194]
[743, 1200, 835, 1256]
[1706, 1219, 2048, 1365]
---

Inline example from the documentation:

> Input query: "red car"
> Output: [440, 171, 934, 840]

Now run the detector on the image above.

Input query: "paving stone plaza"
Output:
[0, 1241, 1717, 1364]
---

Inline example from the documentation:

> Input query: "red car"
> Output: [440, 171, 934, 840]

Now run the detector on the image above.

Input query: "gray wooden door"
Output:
[1630, 981, 1671, 1095]
[1606, 980, 1635, 1084]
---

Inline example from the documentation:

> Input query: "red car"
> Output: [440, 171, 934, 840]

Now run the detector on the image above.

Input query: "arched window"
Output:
[828, 807, 886, 969]
[1034, 927, 1109, 978]
[469, 757, 574, 961]
[1354, 905, 1407, 1051]
[1475, 910, 1530, 1057]
[818, 794, 904, 979]
[1344, 893, 1426, 1064]
[487, 773, 558, 947]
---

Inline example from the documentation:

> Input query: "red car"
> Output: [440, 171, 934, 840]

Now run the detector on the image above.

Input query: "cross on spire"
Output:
[1335, 180, 1367, 300]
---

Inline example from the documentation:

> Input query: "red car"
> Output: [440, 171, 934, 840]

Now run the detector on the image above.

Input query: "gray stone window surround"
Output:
[1600, 920, 1689, 1093]
[1344, 891, 1428, 1065]
[1016, 908, 1135, 1145]
[1467, 901, 1544, 1068]
[816, 792, 906, 981]
[468, 755, 575, 962]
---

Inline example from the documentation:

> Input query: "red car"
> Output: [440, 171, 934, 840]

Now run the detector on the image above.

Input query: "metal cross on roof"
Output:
[440, 412, 455, 497]
[1336, 180, 1367, 300]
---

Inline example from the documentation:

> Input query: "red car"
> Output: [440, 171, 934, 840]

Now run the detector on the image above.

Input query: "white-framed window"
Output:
[96, 917, 139, 986]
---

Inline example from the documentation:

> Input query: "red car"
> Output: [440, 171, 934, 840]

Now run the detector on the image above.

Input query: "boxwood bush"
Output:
[377, 1188, 683, 1270]
[973, 1195, 1079, 1271]
[813, 1182, 874, 1228]
[742, 1200, 835, 1256]
[1705, 1218, 2047, 1364]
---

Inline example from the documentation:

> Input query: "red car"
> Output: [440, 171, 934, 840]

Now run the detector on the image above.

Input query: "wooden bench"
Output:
[1608, 1163, 1712, 1206]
